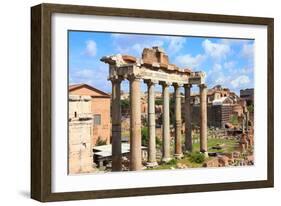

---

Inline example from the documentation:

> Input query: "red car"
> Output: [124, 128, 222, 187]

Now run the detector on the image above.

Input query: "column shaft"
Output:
[111, 79, 122, 171]
[129, 77, 142, 171]
[162, 83, 171, 162]
[174, 84, 183, 158]
[184, 85, 192, 152]
[147, 82, 157, 166]
[199, 84, 208, 154]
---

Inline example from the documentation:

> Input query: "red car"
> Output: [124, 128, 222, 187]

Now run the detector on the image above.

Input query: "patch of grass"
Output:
[192, 138, 238, 153]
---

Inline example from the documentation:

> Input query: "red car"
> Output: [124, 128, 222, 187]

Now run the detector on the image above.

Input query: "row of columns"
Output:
[111, 76, 208, 171]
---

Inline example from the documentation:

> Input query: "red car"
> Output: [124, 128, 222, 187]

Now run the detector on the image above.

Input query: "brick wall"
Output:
[191, 105, 234, 128]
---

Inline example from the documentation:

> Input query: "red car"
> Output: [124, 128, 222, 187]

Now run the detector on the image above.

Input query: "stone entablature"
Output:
[101, 46, 205, 85]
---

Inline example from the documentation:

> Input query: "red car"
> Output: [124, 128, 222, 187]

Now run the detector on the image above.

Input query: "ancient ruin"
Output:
[68, 95, 95, 174]
[101, 46, 208, 171]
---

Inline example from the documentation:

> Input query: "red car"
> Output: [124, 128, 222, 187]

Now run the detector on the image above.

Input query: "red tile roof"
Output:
[69, 83, 110, 97]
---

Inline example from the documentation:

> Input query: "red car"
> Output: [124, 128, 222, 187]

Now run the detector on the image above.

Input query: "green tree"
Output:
[155, 99, 163, 105]
[141, 126, 149, 146]
[229, 114, 238, 125]
[120, 99, 130, 110]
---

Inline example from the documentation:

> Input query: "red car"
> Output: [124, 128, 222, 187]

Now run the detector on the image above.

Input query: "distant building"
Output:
[240, 88, 254, 105]
[68, 95, 94, 174]
[190, 85, 244, 128]
[69, 84, 111, 146]
[191, 85, 239, 105]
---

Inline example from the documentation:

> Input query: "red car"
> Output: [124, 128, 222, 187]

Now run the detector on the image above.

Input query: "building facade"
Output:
[69, 84, 111, 146]
[190, 85, 244, 128]
[240, 88, 254, 105]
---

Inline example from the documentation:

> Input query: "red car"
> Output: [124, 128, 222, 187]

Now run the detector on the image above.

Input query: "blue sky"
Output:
[68, 31, 254, 95]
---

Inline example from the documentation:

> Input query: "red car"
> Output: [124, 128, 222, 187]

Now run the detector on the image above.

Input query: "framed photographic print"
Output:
[31, 3, 274, 202]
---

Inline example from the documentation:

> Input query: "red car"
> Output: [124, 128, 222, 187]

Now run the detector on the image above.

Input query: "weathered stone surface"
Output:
[232, 151, 241, 158]
[200, 84, 208, 154]
[68, 95, 95, 174]
[142, 47, 169, 65]
[146, 80, 158, 166]
[218, 155, 230, 167]
[174, 84, 183, 158]
[203, 158, 219, 167]
[161, 82, 171, 162]
[184, 84, 192, 152]
[122, 55, 137, 63]
[129, 77, 142, 171]
[176, 163, 188, 169]
[111, 78, 122, 171]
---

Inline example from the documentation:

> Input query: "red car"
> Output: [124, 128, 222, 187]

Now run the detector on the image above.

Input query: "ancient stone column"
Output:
[111, 77, 122, 171]
[184, 84, 192, 153]
[173, 83, 183, 159]
[199, 84, 208, 155]
[161, 82, 171, 162]
[129, 76, 142, 171]
[145, 80, 158, 167]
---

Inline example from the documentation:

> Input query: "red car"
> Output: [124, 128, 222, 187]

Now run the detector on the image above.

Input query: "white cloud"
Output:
[175, 54, 205, 68]
[131, 40, 164, 54]
[212, 63, 222, 72]
[207, 64, 228, 86]
[230, 75, 250, 88]
[111, 34, 186, 57]
[70, 66, 111, 92]
[163, 36, 186, 53]
[84, 40, 97, 57]
[70, 69, 95, 84]
[241, 43, 254, 59]
[223, 61, 236, 70]
[202, 39, 230, 59]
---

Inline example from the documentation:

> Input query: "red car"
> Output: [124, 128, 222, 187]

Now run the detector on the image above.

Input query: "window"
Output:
[94, 114, 101, 125]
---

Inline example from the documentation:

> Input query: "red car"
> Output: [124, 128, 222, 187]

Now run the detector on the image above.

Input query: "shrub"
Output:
[189, 152, 205, 163]
[156, 136, 162, 148]
[95, 136, 107, 146]
[166, 159, 177, 165]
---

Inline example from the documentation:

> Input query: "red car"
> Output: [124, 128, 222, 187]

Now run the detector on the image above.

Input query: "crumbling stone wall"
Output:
[142, 47, 169, 65]
[69, 95, 95, 174]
